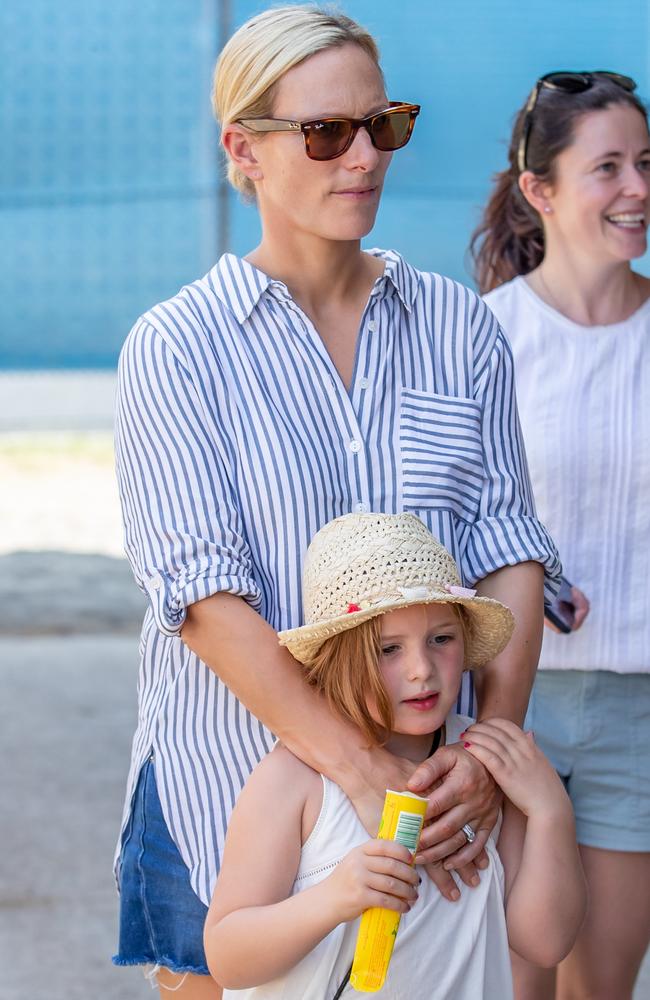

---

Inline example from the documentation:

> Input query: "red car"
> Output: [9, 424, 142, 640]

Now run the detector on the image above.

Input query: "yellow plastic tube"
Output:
[350, 789, 428, 993]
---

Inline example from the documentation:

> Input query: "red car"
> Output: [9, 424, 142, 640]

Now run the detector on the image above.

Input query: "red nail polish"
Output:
[463, 741, 471, 748]
[459, 731, 466, 737]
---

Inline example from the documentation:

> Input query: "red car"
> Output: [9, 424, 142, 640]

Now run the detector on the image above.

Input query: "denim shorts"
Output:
[112, 756, 211, 975]
[525, 670, 650, 851]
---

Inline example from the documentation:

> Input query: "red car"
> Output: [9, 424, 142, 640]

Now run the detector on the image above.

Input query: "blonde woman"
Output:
[113, 7, 560, 998]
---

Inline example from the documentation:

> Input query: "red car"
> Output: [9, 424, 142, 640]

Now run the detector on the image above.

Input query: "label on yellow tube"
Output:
[350, 789, 427, 993]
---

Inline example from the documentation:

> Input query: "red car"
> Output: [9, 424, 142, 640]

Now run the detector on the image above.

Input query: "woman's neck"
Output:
[527, 250, 648, 326]
[246, 231, 383, 317]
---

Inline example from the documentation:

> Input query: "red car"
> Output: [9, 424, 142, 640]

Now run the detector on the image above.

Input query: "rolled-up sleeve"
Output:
[463, 314, 561, 603]
[115, 319, 261, 637]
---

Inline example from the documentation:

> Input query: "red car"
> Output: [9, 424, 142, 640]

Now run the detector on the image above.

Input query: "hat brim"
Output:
[278, 593, 515, 669]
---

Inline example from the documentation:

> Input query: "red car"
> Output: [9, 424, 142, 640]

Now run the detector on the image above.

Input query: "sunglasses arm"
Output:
[237, 119, 301, 133]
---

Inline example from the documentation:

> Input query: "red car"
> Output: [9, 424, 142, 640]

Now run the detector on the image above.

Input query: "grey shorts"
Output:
[525, 669, 650, 852]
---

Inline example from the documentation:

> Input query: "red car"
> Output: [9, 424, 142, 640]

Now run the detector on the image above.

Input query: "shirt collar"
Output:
[366, 249, 419, 314]
[208, 254, 275, 324]
[209, 249, 419, 324]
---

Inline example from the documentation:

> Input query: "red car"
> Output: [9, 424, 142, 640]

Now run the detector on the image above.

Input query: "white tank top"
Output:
[223, 715, 513, 999]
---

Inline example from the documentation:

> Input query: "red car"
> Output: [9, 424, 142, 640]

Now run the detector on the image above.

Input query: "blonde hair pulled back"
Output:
[212, 4, 382, 199]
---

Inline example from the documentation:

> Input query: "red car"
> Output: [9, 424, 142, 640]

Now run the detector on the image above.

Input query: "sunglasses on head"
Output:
[517, 71, 637, 173]
[237, 101, 420, 161]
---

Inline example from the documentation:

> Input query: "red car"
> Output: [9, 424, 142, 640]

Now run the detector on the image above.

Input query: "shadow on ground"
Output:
[0, 551, 146, 635]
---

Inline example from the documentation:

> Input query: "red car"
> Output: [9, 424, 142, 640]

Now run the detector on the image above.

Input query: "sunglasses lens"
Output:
[598, 72, 637, 92]
[545, 72, 591, 93]
[305, 119, 353, 160]
[544, 71, 637, 95]
[371, 110, 414, 151]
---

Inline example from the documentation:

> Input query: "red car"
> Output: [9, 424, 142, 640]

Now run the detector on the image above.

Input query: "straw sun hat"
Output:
[278, 513, 515, 669]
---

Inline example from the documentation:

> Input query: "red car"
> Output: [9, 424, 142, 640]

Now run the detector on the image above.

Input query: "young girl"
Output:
[204, 513, 586, 999]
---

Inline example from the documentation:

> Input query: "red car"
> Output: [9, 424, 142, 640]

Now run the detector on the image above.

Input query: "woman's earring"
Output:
[543, 205, 552, 214]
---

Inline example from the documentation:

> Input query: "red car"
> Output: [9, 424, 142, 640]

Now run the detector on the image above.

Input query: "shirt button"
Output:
[368, 321, 377, 332]
[355, 501, 368, 513]
[359, 377, 370, 390]
[349, 439, 361, 454]
[150, 574, 162, 590]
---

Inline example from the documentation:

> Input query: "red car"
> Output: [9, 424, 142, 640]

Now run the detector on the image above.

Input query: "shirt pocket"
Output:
[400, 388, 485, 522]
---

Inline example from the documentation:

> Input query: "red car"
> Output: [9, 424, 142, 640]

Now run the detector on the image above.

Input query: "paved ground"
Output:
[0, 412, 153, 998]
[0, 384, 648, 999]
[0, 635, 151, 1000]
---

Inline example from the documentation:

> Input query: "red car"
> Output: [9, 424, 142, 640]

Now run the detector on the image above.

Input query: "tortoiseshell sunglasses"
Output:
[237, 102, 420, 161]
[517, 71, 636, 173]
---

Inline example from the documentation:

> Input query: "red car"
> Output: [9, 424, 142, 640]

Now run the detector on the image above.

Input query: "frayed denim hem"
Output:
[112, 954, 210, 975]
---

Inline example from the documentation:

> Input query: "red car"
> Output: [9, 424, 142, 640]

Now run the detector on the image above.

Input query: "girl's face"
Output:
[375, 603, 465, 759]
[250, 42, 392, 243]
[545, 104, 650, 264]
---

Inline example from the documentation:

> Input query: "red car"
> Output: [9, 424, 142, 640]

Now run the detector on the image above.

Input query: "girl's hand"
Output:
[461, 718, 569, 820]
[322, 839, 419, 924]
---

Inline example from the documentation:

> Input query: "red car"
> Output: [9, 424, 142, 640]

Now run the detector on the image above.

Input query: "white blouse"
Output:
[486, 276, 650, 673]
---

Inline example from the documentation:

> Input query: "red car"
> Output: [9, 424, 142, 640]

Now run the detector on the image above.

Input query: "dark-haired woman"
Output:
[472, 72, 650, 1000]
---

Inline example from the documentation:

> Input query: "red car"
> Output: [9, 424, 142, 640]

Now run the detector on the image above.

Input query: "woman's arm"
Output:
[205, 746, 417, 989]
[183, 592, 410, 830]
[462, 719, 587, 966]
[473, 561, 544, 724]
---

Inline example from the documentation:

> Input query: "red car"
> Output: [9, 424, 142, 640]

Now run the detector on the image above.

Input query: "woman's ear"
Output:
[222, 124, 264, 183]
[518, 170, 554, 217]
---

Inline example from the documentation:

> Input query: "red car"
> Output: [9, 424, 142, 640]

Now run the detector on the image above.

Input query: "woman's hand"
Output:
[568, 585, 590, 630]
[345, 750, 422, 839]
[406, 743, 500, 896]
[322, 839, 419, 924]
[545, 584, 590, 633]
[461, 718, 569, 820]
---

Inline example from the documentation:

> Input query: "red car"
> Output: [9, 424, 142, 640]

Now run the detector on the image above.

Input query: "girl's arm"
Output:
[204, 745, 418, 990]
[462, 719, 587, 967]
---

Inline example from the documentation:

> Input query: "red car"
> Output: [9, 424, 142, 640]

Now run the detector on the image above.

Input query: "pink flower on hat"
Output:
[347, 603, 361, 613]
[445, 584, 477, 598]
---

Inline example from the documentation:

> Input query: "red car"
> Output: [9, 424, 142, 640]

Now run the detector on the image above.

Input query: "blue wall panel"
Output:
[2, 0, 649, 367]
[0, 0, 220, 367]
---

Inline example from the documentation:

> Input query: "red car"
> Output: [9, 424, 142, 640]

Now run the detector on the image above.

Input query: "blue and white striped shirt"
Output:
[114, 249, 560, 905]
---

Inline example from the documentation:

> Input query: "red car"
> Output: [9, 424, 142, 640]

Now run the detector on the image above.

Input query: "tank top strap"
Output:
[296, 775, 367, 889]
